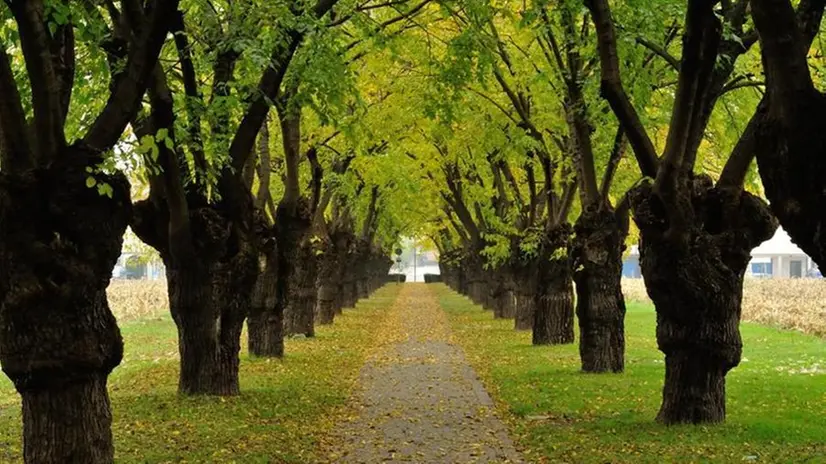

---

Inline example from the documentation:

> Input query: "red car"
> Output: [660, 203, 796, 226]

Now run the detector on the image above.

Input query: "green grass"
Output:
[435, 285, 826, 464]
[0, 285, 401, 463]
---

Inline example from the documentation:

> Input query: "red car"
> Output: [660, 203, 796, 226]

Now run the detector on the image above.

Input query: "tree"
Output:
[0, 0, 178, 461]
[532, 0, 680, 372]
[413, 0, 578, 344]
[125, 0, 349, 383]
[748, 0, 826, 273]
[586, 0, 777, 423]
[247, 0, 433, 351]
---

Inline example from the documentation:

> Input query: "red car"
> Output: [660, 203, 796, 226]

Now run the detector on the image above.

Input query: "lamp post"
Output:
[395, 248, 403, 284]
[413, 243, 417, 283]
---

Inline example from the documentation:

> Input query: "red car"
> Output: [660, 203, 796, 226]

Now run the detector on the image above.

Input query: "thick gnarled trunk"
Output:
[630, 177, 777, 424]
[315, 233, 348, 325]
[169, 253, 255, 395]
[534, 267, 574, 345]
[248, 244, 282, 357]
[462, 254, 487, 306]
[0, 155, 129, 463]
[248, 201, 311, 353]
[133, 200, 258, 390]
[512, 258, 539, 331]
[573, 209, 627, 373]
[533, 226, 575, 346]
[316, 281, 338, 324]
[283, 242, 317, 337]
[491, 271, 516, 319]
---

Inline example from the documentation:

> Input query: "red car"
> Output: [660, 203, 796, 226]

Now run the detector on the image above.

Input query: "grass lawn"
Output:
[434, 284, 826, 464]
[0, 285, 401, 464]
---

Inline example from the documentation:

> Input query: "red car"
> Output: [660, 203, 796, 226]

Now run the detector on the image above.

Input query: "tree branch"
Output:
[170, 10, 208, 174]
[9, 0, 65, 161]
[718, 101, 763, 189]
[443, 162, 481, 244]
[50, 22, 75, 126]
[635, 37, 681, 71]
[255, 114, 273, 214]
[585, 0, 659, 178]
[307, 146, 324, 215]
[655, 0, 721, 234]
[84, 0, 181, 152]
[600, 127, 627, 202]
[228, 0, 341, 171]
[0, 47, 33, 171]
[719, 79, 765, 96]
[276, 85, 302, 209]
[751, 0, 817, 120]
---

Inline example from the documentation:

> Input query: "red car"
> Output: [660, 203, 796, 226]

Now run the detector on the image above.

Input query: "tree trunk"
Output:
[513, 278, 536, 331]
[629, 177, 777, 424]
[248, 200, 311, 353]
[21, 374, 114, 464]
[533, 267, 575, 345]
[357, 278, 370, 300]
[249, 244, 282, 357]
[0, 154, 128, 463]
[284, 242, 316, 337]
[493, 287, 516, 319]
[533, 226, 575, 346]
[169, 257, 254, 395]
[340, 276, 357, 309]
[316, 282, 338, 325]
[314, 243, 339, 325]
[132, 197, 259, 391]
[462, 255, 487, 306]
[573, 208, 627, 373]
[490, 268, 516, 319]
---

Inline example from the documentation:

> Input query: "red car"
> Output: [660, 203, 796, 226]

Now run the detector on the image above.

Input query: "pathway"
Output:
[331, 284, 523, 463]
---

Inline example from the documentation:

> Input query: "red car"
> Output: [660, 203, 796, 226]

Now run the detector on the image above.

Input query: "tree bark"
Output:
[283, 241, 317, 337]
[249, 236, 282, 357]
[316, 281, 338, 325]
[0, 151, 129, 463]
[573, 208, 627, 373]
[461, 253, 487, 306]
[132, 200, 258, 391]
[512, 259, 539, 331]
[629, 176, 777, 424]
[490, 269, 516, 319]
[249, 200, 312, 350]
[21, 374, 114, 463]
[314, 231, 345, 325]
[533, 226, 575, 346]
[167, 250, 255, 395]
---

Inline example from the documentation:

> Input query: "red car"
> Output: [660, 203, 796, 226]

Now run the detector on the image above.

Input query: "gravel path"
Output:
[332, 284, 523, 463]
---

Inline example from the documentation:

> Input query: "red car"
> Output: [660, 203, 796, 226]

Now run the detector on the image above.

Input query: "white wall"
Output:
[770, 255, 813, 278]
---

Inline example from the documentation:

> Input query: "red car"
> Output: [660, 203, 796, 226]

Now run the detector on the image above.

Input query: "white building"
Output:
[747, 227, 817, 278]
